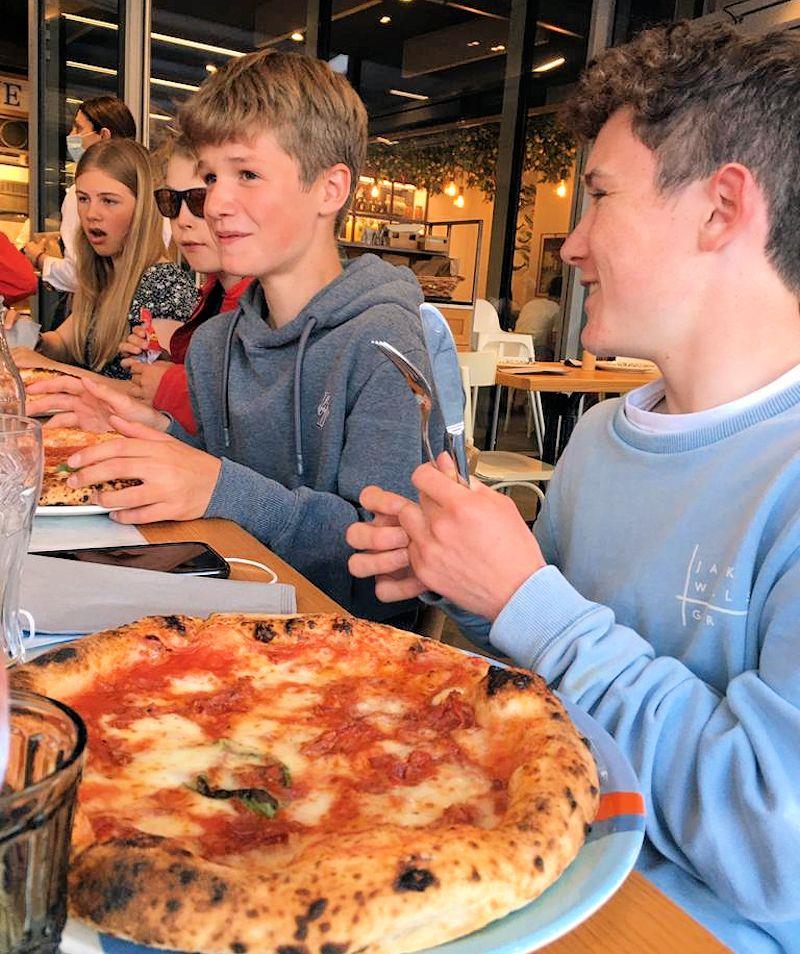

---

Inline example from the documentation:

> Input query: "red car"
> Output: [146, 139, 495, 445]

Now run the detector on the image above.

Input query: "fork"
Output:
[372, 340, 436, 466]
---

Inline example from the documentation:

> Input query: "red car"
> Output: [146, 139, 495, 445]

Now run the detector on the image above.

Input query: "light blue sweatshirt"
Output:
[447, 386, 800, 952]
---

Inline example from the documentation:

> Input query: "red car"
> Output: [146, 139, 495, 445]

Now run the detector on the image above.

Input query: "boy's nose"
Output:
[561, 216, 589, 266]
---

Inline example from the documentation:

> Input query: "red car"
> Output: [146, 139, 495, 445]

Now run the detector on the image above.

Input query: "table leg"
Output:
[489, 386, 502, 451]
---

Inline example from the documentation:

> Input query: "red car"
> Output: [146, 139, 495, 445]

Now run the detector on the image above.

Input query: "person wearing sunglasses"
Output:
[12, 139, 197, 383]
[119, 132, 254, 432]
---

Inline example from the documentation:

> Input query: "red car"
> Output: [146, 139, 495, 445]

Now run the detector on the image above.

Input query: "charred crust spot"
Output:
[86, 874, 136, 920]
[319, 922, 331, 933]
[581, 735, 591, 749]
[332, 617, 353, 634]
[320, 944, 349, 954]
[165, 898, 181, 913]
[231, 945, 247, 953]
[253, 620, 278, 643]
[486, 666, 532, 696]
[163, 615, 186, 633]
[565, 786, 578, 811]
[584, 823, 592, 836]
[535, 797, 549, 812]
[470, 867, 481, 882]
[277, 947, 309, 954]
[294, 920, 309, 942]
[306, 618, 317, 629]
[284, 616, 302, 632]
[31, 645, 77, 666]
[116, 833, 162, 850]
[534, 855, 545, 872]
[394, 867, 438, 893]
[550, 710, 564, 721]
[210, 878, 227, 904]
[408, 641, 427, 656]
[246, 909, 258, 918]
[307, 899, 328, 920]
[589, 784, 598, 796]
[168, 864, 197, 886]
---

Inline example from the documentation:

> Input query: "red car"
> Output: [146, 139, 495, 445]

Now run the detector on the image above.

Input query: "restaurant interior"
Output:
[1, 1, 799, 952]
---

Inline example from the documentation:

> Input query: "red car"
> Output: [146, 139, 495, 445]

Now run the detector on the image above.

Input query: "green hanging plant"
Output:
[365, 114, 575, 201]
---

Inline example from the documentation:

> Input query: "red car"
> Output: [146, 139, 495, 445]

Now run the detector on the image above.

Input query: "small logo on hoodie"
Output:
[317, 391, 332, 429]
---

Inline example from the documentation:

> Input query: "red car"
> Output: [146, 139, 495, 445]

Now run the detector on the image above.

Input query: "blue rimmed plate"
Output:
[60, 696, 644, 954]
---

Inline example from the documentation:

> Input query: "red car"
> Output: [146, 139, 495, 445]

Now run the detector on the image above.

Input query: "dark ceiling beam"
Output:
[485, 0, 539, 325]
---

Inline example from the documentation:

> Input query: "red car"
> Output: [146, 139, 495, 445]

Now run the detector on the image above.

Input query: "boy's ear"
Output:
[698, 162, 759, 253]
[98, 127, 112, 140]
[318, 163, 352, 220]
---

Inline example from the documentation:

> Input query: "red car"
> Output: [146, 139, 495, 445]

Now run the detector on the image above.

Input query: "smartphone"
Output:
[31, 542, 230, 578]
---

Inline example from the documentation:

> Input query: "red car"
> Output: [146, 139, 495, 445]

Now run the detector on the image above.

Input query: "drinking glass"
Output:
[0, 690, 87, 953]
[0, 417, 43, 665]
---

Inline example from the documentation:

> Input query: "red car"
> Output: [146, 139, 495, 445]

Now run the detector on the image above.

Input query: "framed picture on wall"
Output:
[536, 233, 567, 297]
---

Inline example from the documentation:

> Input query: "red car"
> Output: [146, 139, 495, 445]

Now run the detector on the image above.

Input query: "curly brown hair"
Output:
[562, 21, 800, 294]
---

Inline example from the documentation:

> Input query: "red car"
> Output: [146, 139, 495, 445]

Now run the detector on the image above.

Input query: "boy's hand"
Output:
[64, 417, 222, 524]
[122, 360, 172, 405]
[119, 324, 148, 357]
[398, 455, 547, 620]
[27, 375, 169, 433]
[3, 307, 19, 331]
[347, 486, 426, 603]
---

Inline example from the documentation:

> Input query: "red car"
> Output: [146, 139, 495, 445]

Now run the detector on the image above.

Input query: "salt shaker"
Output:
[0, 296, 26, 416]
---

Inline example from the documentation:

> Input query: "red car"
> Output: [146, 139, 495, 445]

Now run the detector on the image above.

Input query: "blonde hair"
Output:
[179, 51, 367, 230]
[150, 127, 199, 188]
[70, 139, 166, 370]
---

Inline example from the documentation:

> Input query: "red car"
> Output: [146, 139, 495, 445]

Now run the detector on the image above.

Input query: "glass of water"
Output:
[0, 690, 87, 953]
[0, 416, 42, 667]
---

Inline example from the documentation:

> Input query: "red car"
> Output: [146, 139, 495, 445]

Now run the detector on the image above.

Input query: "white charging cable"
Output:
[226, 557, 278, 584]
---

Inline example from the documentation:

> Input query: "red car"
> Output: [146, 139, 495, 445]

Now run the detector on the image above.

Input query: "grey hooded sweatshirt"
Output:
[168, 253, 444, 620]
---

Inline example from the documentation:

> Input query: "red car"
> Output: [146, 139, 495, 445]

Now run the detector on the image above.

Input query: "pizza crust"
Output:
[39, 426, 141, 506]
[13, 614, 599, 954]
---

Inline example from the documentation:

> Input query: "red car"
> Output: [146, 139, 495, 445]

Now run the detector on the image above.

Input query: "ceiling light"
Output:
[388, 88, 429, 101]
[467, 41, 480, 47]
[370, 185, 380, 198]
[454, 194, 465, 208]
[490, 44, 506, 52]
[380, 15, 391, 23]
[533, 55, 566, 73]
[444, 180, 457, 197]
[151, 77, 201, 91]
[205, 63, 218, 73]
[555, 180, 567, 198]
[66, 60, 118, 76]
[291, 31, 304, 42]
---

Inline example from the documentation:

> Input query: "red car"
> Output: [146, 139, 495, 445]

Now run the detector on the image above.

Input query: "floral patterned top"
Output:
[85, 263, 199, 379]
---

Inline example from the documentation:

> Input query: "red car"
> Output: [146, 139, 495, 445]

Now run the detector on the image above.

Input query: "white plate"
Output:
[36, 505, 111, 517]
[59, 696, 645, 954]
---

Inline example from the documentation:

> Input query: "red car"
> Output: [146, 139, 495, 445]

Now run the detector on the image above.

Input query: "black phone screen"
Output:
[31, 542, 230, 577]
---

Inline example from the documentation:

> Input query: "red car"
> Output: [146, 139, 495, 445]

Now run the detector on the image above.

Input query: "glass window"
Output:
[149, 0, 308, 144]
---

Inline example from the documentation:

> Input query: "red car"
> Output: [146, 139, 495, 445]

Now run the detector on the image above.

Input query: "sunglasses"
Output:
[154, 187, 206, 219]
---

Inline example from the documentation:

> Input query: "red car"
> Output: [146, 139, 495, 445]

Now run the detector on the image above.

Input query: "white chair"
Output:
[458, 357, 553, 515]
[472, 298, 536, 356]
[478, 337, 545, 456]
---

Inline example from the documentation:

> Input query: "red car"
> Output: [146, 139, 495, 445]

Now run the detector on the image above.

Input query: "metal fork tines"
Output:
[372, 340, 436, 465]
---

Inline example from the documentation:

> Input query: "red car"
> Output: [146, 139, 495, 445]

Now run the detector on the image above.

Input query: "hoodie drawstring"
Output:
[293, 318, 316, 478]
[221, 308, 242, 449]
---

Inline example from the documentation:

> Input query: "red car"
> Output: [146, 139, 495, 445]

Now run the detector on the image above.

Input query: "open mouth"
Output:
[87, 228, 108, 243]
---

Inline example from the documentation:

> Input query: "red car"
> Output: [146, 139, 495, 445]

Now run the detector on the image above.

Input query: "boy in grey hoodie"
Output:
[28, 51, 442, 621]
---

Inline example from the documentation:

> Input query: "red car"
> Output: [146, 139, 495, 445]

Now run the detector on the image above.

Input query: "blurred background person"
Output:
[514, 274, 562, 361]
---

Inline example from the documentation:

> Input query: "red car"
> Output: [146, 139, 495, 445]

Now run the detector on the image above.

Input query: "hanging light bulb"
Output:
[370, 184, 380, 198]
[555, 179, 567, 198]
[454, 194, 465, 208]
[444, 180, 457, 197]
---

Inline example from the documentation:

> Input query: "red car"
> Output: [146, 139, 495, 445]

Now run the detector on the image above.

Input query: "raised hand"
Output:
[26, 375, 169, 433]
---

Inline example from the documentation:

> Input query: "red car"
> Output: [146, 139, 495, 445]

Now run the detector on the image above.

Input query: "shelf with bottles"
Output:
[348, 176, 428, 224]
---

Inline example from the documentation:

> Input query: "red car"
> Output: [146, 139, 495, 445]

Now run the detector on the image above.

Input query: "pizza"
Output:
[19, 367, 75, 386]
[12, 613, 599, 954]
[40, 426, 140, 506]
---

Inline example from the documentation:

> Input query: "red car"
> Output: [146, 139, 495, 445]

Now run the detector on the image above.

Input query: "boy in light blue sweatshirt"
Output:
[347, 21, 800, 953]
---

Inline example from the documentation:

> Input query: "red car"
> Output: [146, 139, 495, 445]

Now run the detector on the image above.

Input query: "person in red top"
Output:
[0, 232, 37, 306]
[120, 132, 253, 433]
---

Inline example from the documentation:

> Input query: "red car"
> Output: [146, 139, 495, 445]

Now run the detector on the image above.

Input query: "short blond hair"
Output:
[180, 51, 367, 230]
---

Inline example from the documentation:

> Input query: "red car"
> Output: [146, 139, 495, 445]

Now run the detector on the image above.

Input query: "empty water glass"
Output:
[0, 417, 42, 665]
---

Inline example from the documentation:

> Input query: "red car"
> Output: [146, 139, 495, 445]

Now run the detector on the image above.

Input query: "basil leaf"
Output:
[56, 462, 75, 474]
[239, 796, 278, 818]
[191, 775, 280, 816]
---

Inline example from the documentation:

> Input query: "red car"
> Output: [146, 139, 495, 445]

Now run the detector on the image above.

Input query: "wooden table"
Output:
[492, 363, 660, 458]
[496, 362, 659, 395]
[143, 517, 723, 953]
